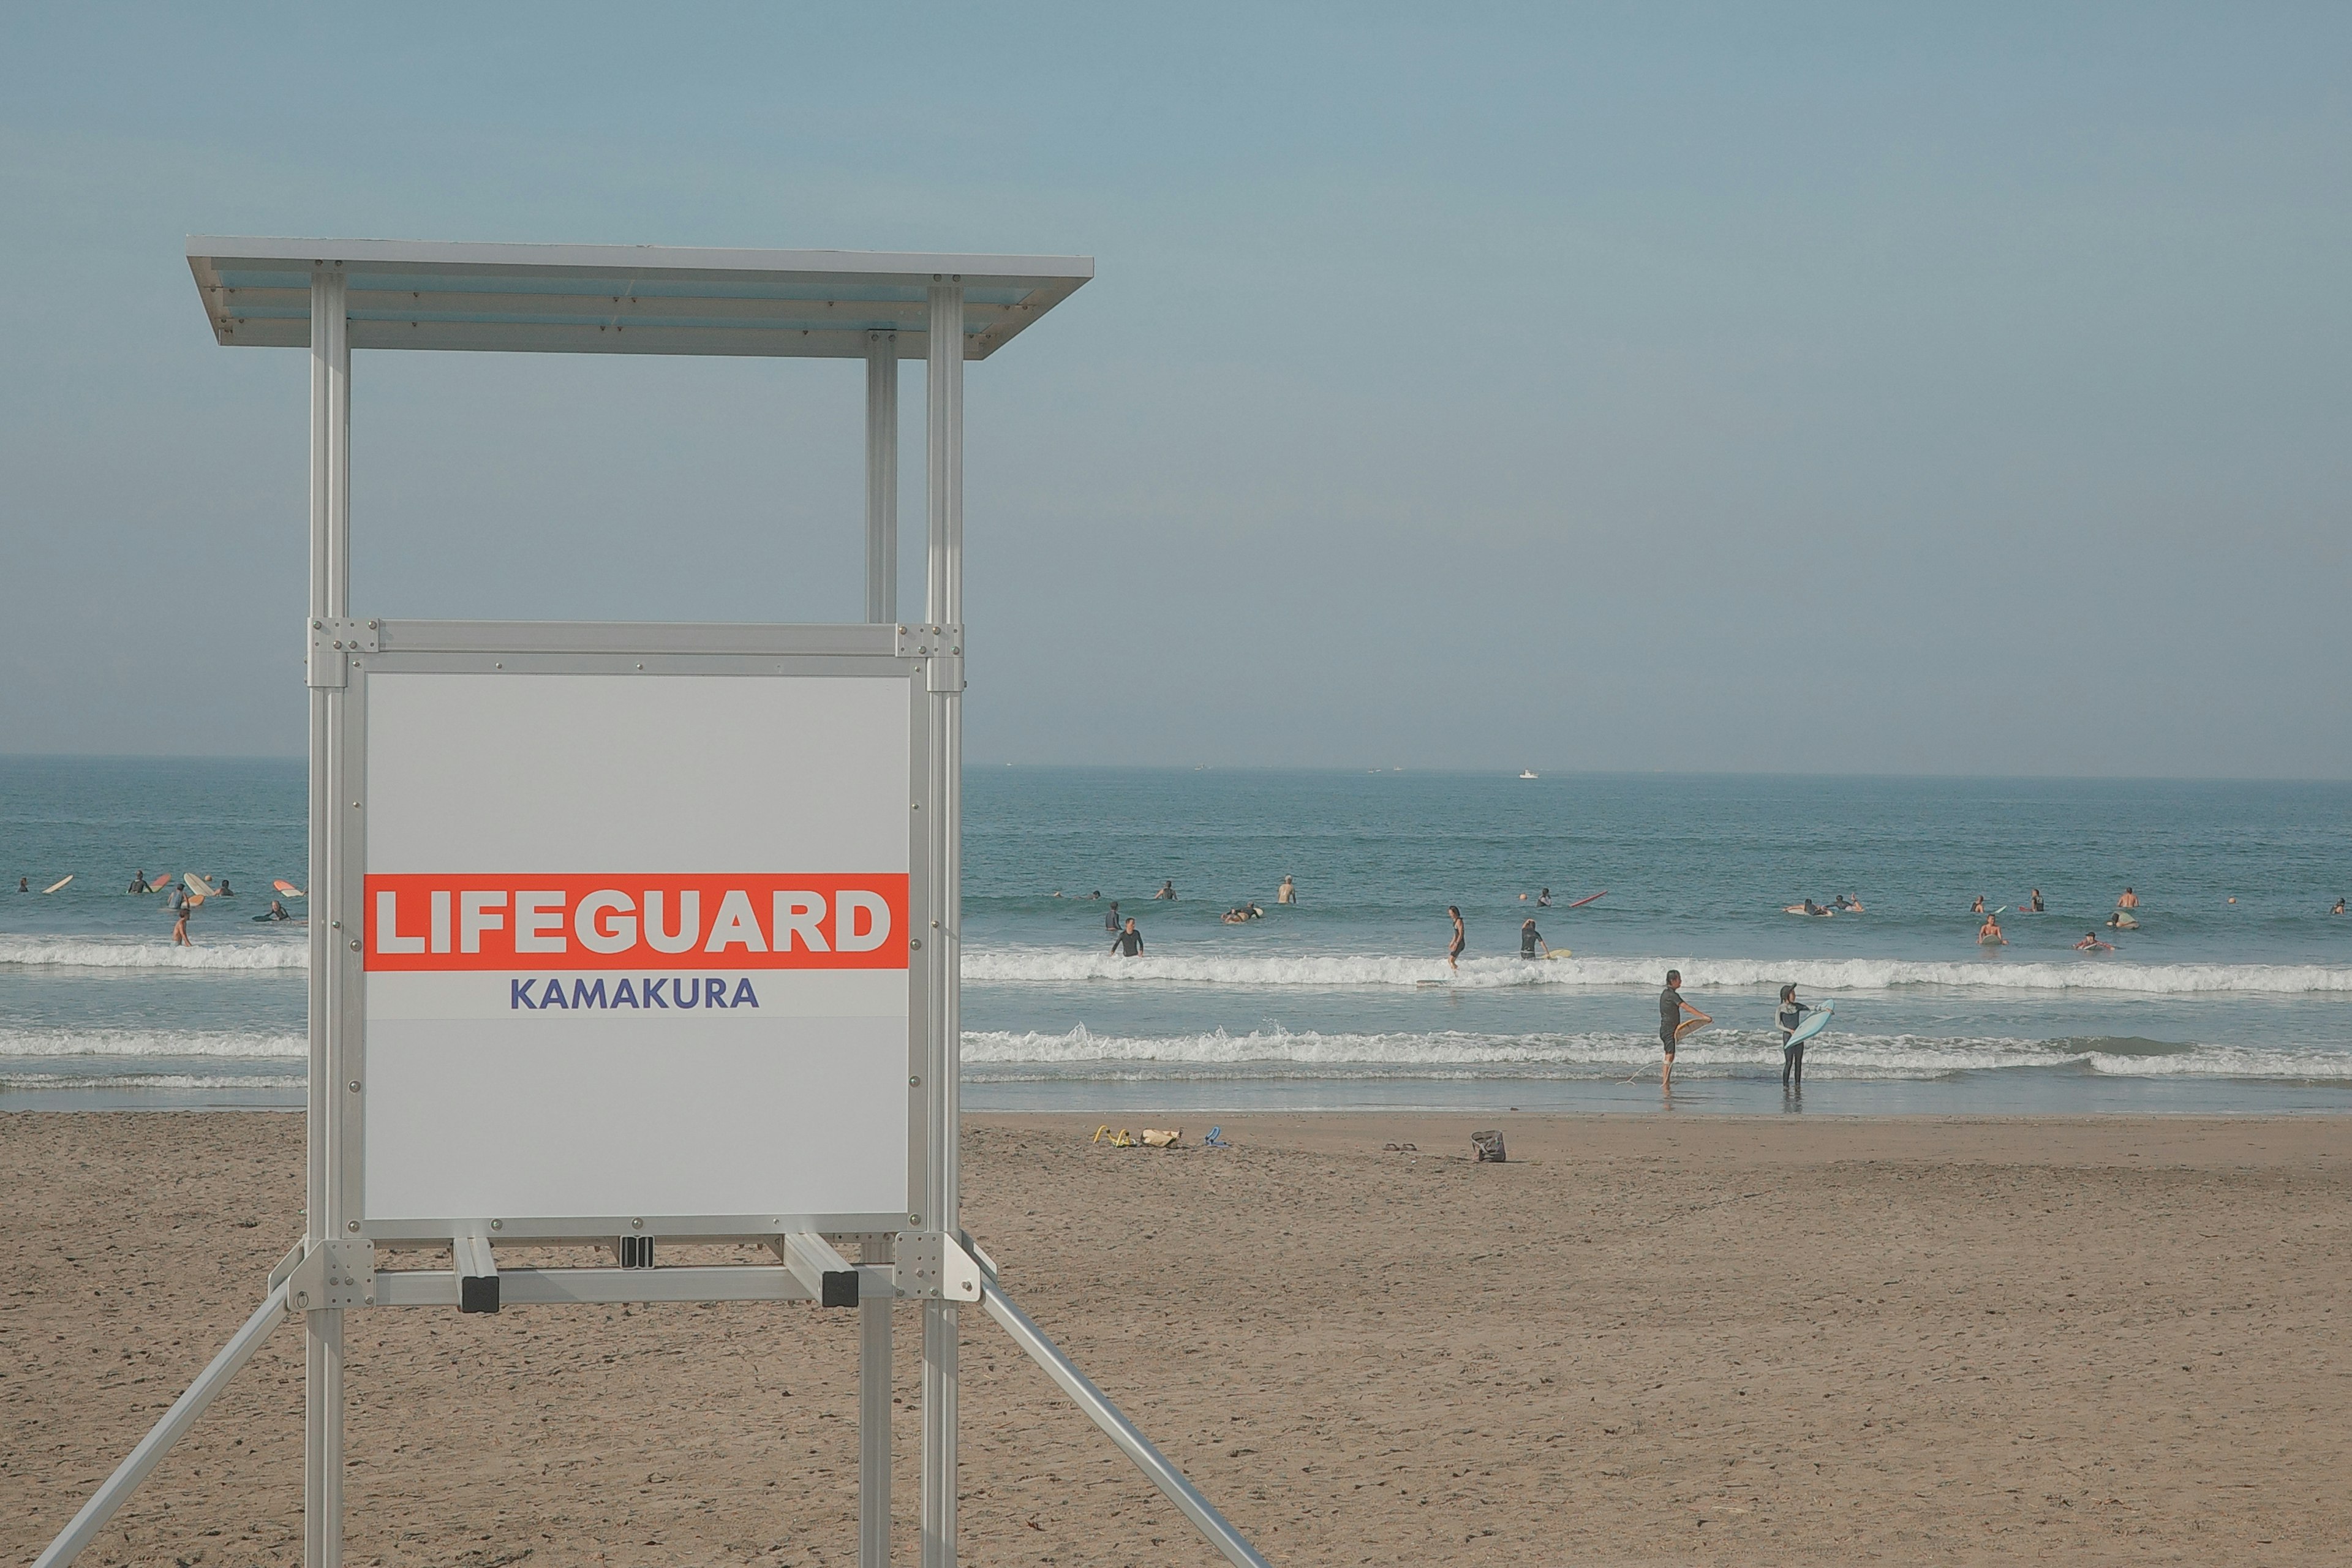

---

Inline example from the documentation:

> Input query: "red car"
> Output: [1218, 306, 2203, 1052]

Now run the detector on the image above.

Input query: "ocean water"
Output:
[3, 758, 2348, 1114]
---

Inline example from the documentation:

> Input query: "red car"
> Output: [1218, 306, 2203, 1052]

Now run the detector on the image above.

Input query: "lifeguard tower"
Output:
[31, 238, 1271, 1568]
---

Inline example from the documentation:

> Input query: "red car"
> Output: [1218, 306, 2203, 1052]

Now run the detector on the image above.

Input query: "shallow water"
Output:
[3, 758, 2347, 1112]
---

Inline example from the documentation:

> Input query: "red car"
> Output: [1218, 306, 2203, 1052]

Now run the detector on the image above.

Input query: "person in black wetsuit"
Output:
[1153, 881, 1176, 900]
[1537, 888, 1551, 907]
[1446, 906, 1465, 970]
[1777, 983, 1814, 1089]
[1518, 918, 1548, 959]
[1110, 918, 1144, 957]
[1104, 900, 1121, 933]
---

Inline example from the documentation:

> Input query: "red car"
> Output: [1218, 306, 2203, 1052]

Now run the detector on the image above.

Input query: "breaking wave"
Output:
[961, 949, 2352, 997]
[962, 1025, 2352, 1081]
[0, 936, 307, 971]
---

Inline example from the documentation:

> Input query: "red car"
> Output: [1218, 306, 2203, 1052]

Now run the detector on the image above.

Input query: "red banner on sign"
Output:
[362, 874, 910, 971]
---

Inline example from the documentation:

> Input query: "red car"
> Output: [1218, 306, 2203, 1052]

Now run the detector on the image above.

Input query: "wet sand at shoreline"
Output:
[6, 1110, 2347, 1566]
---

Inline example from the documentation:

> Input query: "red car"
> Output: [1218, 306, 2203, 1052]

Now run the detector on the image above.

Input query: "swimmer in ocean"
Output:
[1537, 888, 1551, 907]
[1154, 880, 1177, 900]
[1971, 894, 1986, 915]
[1519, 918, 1548, 958]
[2118, 887, 2139, 910]
[1110, 918, 1144, 957]
[1277, 875, 1296, 905]
[2076, 930, 2111, 951]
[2028, 888, 2045, 913]
[2332, 898, 2345, 915]
[1446, 906, 1465, 971]
[1104, 900, 1121, 933]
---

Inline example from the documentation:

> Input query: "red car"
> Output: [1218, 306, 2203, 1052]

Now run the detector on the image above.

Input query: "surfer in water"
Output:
[15, 877, 25, 893]
[1537, 888, 1551, 907]
[2335, 899, 2346, 916]
[1971, 894, 1986, 915]
[1104, 900, 1120, 933]
[1659, 970, 1708, 1093]
[2028, 888, 2045, 913]
[2076, 930, 2113, 951]
[1153, 880, 1177, 900]
[2106, 910, 2137, 930]
[1518, 918, 1548, 958]
[1278, 875, 1297, 905]
[1978, 911, 2007, 946]
[1776, 983, 1814, 1088]
[260, 899, 292, 921]
[1110, 917, 1144, 957]
[2117, 887, 2139, 910]
[171, 897, 193, 946]
[1446, 906, 1465, 970]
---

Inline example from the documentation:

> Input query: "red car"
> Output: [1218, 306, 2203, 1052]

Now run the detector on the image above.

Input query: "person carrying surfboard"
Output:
[1518, 918, 1548, 959]
[1776, 984, 1815, 1088]
[1978, 911, 2007, 946]
[1659, 970, 1708, 1093]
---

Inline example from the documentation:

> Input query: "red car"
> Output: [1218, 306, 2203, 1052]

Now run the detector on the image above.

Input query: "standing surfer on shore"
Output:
[1659, 970, 1708, 1094]
[1777, 983, 1814, 1089]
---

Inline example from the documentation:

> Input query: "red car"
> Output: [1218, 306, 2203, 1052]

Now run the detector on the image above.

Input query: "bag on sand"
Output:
[1140, 1128, 1181, 1148]
[1472, 1129, 1507, 1163]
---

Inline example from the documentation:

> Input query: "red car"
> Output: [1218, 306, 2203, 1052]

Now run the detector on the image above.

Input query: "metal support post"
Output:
[860, 1234, 893, 1567]
[865, 332, 899, 624]
[304, 264, 352, 1568]
[919, 281, 964, 1568]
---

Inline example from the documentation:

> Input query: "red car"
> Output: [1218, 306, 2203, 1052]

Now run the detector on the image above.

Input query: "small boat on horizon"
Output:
[1518, 769, 1538, 780]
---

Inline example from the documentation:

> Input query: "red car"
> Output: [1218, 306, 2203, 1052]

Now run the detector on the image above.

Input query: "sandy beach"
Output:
[6, 1110, 2348, 1566]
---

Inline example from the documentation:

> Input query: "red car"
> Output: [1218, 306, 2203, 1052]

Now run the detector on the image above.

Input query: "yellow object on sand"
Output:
[1091, 1125, 1136, 1148]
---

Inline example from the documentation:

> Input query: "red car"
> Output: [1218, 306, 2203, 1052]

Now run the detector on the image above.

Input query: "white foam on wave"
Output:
[962, 1026, 2352, 1081]
[0, 1071, 306, 1093]
[0, 935, 307, 971]
[961, 948, 2352, 997]
[0, 1028, 307, 1059]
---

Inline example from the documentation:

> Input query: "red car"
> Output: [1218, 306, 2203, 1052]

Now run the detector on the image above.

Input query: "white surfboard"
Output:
[1785, 1002, 1833, 1047]
[184, 872, 216, 896]
[43, 875, 74, 894]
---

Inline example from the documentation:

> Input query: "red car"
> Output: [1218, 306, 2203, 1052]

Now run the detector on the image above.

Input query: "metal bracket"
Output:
[267, 1240, 306, 1294]
[453, 1232, 499, 1314]
[306, 617, 380, 689]
[894, 1230, 982, 1302]
[284, 1237, 375, 1313]
[958, 1227, 1000, 1285]
[895, 622, 965, 692]
[775, 1232, 861, 1307]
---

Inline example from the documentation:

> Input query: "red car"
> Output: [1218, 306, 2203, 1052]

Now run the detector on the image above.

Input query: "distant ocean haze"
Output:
[3, 758, 2348, 1111]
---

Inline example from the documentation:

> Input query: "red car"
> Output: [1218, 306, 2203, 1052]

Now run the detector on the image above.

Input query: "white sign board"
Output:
[356, 668, 918, 1232]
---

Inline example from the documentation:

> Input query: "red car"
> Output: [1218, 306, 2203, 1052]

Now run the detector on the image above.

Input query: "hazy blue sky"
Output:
[3, 4, 2346, 775]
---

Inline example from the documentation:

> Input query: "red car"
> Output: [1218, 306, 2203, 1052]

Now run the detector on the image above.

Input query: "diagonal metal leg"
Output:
[33, 1283, 291, 1568]
[981, 1281, 1272, 1568]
